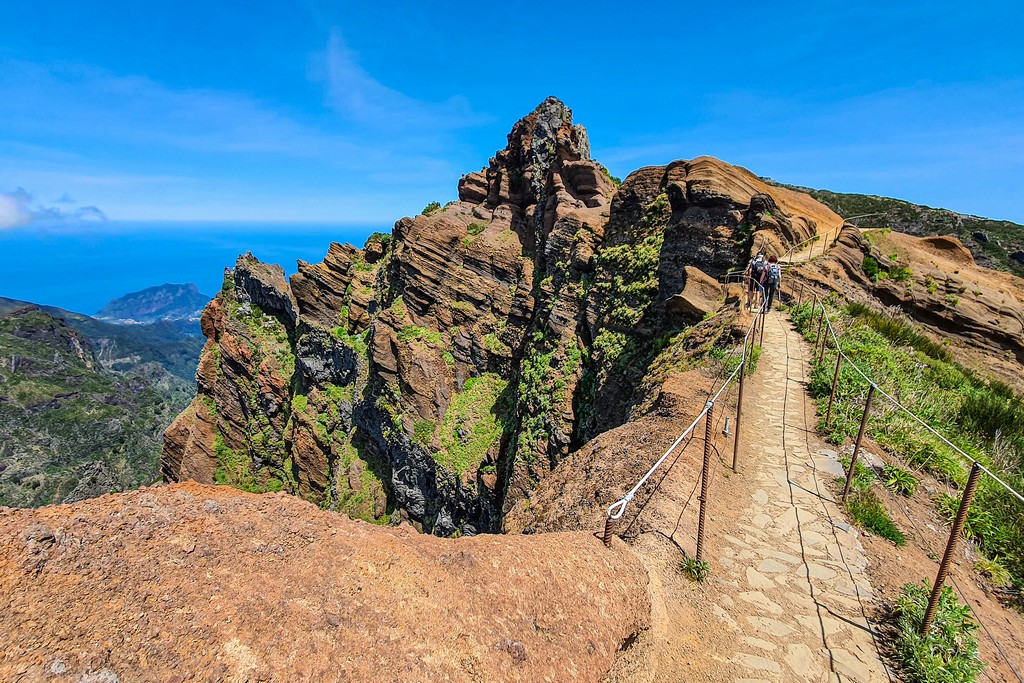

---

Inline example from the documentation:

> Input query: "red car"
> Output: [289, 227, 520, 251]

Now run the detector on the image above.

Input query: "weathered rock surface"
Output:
[162, 98, 850, 536]
[0, 482, 649, 683]
[798, 226, 1024, 379]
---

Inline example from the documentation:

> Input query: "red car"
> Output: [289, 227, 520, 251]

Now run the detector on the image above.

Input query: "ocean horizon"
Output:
[0, 220, 380, 315]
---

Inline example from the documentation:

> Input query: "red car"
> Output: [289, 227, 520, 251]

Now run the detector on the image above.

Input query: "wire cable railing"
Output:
[802, 292, 1024, 638]
[813, 298, 1024, 505]
[602, 279, 769, 562]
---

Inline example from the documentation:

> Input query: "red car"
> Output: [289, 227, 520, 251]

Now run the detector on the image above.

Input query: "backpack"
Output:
[750, 258, 766, 279]
[766, 263, 781, 285]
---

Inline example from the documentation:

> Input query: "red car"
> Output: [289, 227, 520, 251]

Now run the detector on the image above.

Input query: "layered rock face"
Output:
[163, 97, 835, 535]
[806, 227, 1024, 376]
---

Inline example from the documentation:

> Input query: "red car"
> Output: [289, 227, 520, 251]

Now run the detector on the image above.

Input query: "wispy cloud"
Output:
[318, 30, 488, 131]
[0, 187, 107, 230]
[0, 189, 32, 230]
[0, 52, 483, 222]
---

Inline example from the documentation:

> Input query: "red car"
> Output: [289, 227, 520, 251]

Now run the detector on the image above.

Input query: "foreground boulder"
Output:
[0, 483, 649, 683]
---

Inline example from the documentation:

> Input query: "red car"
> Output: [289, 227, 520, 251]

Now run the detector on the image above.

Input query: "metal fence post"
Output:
[920, 462, 983, 635]
[825, 351, 843, 425]
[732, 356, 746, 473]
[842, 384, 876, 503]
[817, 324, 829, 364]
[759, 307, 766, 346]
[602, 514, 615, 547]
[695, 402, 715, 562]
[814, 312, 825, 352]
[797, 282, 805, 308]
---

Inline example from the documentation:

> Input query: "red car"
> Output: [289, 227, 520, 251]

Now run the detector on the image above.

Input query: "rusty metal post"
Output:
[842, 384, 876, 503]
[695, 402, 715, 562]
[602, 514, 615, 547]
[814, 312, 825, 352]
[797, 282, 805, 307]
[817, 323, 829, 364]
[920, 462, 982, 635]
[732, 355, 747, 473]
[825, 351, 843, 425]
[759, 307, 766, 346]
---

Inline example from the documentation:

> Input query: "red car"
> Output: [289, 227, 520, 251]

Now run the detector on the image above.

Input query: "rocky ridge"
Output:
[0, 482, 649, 682]
[162, 97, 837, 535]
[798, 227, 1024, 380]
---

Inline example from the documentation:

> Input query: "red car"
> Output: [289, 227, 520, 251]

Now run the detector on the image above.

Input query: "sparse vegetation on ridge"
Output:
[792, 299, 1024, 591]
[889, 581, 984, 683]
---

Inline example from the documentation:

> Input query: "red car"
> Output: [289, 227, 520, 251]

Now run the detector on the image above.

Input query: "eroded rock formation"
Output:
[162, 97, 839, 535]
[0, 482, 649, 682]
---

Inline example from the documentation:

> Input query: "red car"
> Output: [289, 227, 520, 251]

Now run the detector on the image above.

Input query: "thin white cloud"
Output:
[319, 30, 487, 130]
[0, 189, 33, 230]
[0, 186, 108, 230]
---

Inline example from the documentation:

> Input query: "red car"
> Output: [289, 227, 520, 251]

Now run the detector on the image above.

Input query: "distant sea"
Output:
[0, 221, 378, 315]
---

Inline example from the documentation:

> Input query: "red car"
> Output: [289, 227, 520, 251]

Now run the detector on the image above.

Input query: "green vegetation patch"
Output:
[332, 433, 391, 525]
[437, 373, 510, 475]
[889, 581, 984, 683]
[397, 325, 443, 345]
[845, 487, 906, 545]
[791, 299, 1024, 589]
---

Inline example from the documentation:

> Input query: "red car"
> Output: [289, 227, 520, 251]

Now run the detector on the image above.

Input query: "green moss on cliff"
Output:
[437, 374, 510, 475]
[332, 432, 391, 525]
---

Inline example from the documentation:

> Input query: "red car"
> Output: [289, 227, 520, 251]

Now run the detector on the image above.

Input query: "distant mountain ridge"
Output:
[95, 283, 211, 327]
[775, 184, 1024, 277]
[0, 296, 204, 382]
[0, 305, 194, 507]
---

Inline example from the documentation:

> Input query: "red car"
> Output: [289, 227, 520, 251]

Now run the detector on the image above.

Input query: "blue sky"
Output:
[1, 0, 1023, 228]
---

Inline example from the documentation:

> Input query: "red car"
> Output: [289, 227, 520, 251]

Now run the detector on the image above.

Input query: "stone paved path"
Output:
[707, 311, 892, 683]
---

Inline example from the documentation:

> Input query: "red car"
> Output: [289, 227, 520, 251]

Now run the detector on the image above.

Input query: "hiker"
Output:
[745, 251, 767, 310]
[761, 255, 782, 311]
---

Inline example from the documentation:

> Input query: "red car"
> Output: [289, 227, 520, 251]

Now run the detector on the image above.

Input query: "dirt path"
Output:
[611, 311, 894, 682]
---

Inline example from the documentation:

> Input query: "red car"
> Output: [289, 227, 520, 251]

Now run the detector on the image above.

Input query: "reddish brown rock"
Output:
[666, 266, 724, 323]
[0, 483, 650, 683]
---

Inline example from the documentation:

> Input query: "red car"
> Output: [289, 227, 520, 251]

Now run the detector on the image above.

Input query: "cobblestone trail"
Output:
[708, 312, 892, 682]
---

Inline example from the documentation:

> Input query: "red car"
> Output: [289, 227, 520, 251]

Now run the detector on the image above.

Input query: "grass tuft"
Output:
[680, 556, 711, 582]
[845, 487, 906, 545]
[889, 581, 984, 683]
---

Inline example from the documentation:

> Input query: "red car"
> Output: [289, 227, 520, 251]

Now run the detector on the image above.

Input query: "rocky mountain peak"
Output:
[458, 97, 609, 217]
[162, 99, 842, 536]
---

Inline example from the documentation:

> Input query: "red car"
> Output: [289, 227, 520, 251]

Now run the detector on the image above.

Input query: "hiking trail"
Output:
[609, 310, 893, 683]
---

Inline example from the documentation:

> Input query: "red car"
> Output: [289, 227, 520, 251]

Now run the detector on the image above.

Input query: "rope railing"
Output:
[803, 292, 1024, 637]
[602, 282, 768, 556]
[814, 297, 1024, 504]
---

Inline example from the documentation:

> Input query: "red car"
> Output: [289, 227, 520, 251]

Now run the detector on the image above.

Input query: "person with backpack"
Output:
[761, 255, 782, 311]
[745, 251, 767, 310]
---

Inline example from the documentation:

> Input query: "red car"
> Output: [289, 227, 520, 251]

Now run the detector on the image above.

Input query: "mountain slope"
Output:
[0, 296, 204, 382]
[783, 185, 1024, 277]
[0, 306, 192, 507]
[95, 282, 210, 327]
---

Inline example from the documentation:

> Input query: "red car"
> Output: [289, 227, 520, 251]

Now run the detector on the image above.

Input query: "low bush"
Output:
[845, 487, 906, 545]
[890, 581, 984, 683]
